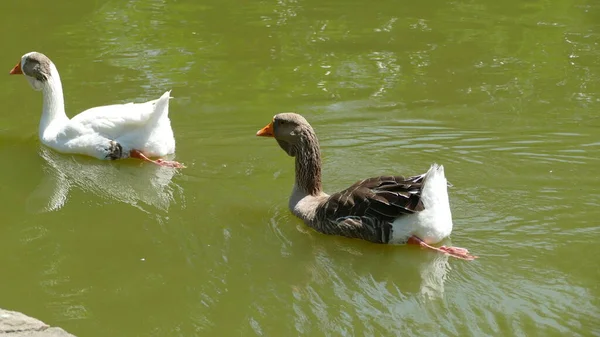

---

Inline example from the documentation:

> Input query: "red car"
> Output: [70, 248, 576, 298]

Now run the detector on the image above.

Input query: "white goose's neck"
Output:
[39, 66, 68, 138]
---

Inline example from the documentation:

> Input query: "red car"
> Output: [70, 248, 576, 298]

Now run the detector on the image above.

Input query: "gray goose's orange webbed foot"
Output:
[407, 235, 477, 261]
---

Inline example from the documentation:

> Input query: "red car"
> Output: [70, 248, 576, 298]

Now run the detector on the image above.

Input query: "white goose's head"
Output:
[9, 52, 55, 91]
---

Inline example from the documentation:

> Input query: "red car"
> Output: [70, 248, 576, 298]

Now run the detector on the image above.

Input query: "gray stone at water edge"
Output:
[0, 308, 76, 337]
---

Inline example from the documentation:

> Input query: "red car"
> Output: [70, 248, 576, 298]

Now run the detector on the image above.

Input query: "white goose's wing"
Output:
[69, 91, 170, 139]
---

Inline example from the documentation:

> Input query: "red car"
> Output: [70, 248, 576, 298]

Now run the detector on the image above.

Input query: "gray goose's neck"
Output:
[293, 129, 323, 196]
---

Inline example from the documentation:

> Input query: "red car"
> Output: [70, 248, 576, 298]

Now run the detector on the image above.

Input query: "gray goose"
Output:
[257, 113, 476, 260]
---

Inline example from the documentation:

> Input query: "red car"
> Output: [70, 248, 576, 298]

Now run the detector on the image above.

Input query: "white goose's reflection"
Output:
[27, 147, 184, 213]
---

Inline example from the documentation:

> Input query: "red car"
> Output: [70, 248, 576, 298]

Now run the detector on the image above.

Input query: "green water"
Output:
[1, 0, 599, 336]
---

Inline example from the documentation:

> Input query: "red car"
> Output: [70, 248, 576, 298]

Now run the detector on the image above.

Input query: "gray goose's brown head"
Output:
[256, 112, 314, 157]
[9, 52, 54, 91]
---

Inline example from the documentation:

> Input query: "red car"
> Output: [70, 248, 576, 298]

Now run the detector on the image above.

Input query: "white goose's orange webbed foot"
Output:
[154, 158, 186, 168]
[130, 149, 186, 168]
[439, 246, 471, 256]
[407, 235, 477, 261]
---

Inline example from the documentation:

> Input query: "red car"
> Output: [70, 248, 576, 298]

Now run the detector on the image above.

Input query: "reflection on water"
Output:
[418, 252, 450, 299]
[27, 147, 184, 213]
[263, 210, 453, 335]
[288, 244, 451, 336]
[2, 0, 599, 335]
[274, 211, 452, 299]
[185, 209, 454, 336]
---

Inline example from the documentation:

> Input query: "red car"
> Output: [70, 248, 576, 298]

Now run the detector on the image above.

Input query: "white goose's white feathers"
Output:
[14, 51, 176, 161]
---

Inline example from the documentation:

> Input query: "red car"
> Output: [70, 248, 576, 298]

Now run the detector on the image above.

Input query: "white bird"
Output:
[9, 51, 184, 168]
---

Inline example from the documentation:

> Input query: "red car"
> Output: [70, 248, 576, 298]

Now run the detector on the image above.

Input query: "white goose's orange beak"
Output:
[256, 121, 274, 137]
[9, 62, 22, 75]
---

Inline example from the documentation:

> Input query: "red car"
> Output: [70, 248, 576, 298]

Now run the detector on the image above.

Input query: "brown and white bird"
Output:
[257, 112, 476, 260]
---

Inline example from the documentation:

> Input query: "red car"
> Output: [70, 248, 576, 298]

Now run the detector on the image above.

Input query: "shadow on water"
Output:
[26, 147, 185, 214]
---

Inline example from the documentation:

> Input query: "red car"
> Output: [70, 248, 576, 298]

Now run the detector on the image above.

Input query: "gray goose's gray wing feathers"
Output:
[313, 174, 426, 243]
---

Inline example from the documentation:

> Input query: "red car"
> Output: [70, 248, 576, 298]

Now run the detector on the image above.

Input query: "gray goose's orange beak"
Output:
[256, 121, 274, 137]
[9, 62, 22, 75]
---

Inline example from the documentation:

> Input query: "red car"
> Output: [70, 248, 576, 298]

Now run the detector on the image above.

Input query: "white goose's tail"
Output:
[147, 90, 172, 125]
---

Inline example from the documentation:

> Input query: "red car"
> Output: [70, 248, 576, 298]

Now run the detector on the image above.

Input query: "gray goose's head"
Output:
[9, 52, 54, 91]
[256, 112, 315, 157]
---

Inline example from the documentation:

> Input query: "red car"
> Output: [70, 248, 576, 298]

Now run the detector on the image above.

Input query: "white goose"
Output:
[9, 51, 184, 168]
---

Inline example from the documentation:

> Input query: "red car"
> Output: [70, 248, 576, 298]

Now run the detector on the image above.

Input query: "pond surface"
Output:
[0, 0, 599, 336]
